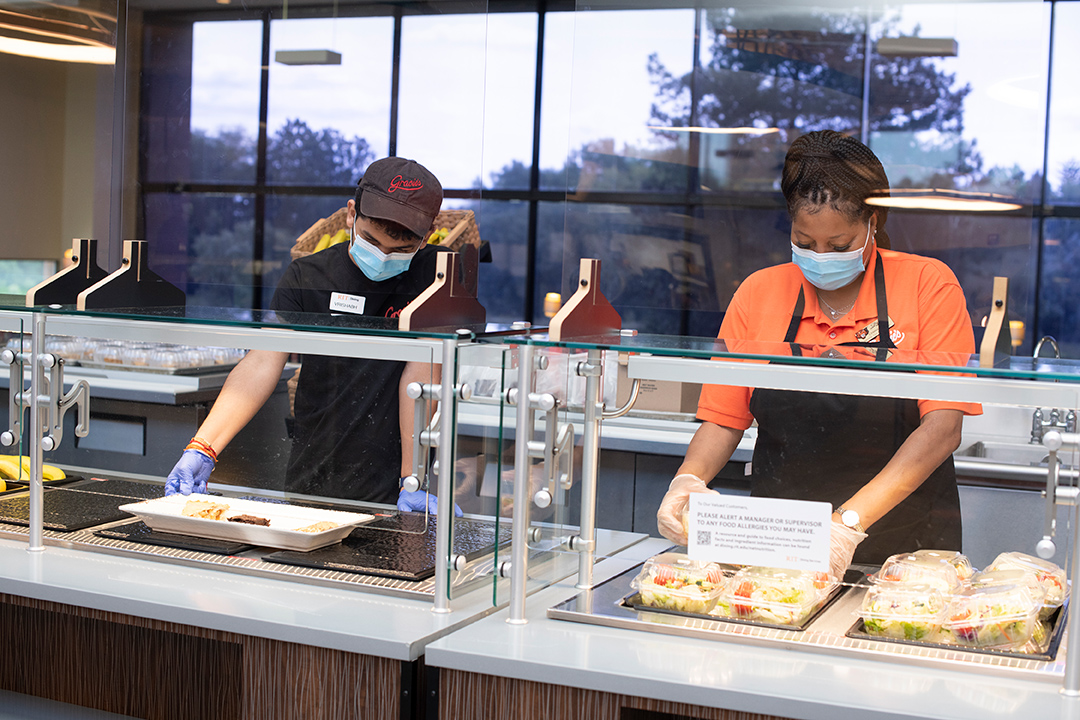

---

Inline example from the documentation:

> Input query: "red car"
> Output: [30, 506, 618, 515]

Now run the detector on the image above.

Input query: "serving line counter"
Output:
[427, 538, 1080, 720]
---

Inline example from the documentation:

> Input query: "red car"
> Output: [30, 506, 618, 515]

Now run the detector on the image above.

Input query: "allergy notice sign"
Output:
[687, 495, 830, 572]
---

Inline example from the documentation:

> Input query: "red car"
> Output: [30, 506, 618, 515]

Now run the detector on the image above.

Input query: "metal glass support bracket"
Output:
[507, 342, 536, 624]
[1035, 429, 1080, 695]
[571, 349, 603, 589]
[0, 313, 90, 551]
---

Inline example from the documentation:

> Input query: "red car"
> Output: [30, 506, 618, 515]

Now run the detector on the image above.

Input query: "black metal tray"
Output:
[262, 513, 512, 581]
[0, 478, 164, 532]
[94, 520, 253, 555]
[0, 475, 82, 497]
[845, 597, 1069, 661]
[621, 567, 860, 632]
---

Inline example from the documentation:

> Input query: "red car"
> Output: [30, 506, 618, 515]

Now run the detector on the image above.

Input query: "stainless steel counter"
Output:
[426, 538, 1080, 720]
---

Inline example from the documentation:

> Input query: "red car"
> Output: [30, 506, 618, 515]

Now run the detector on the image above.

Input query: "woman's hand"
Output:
[829, 520, 867, 580]
[657, 474, 720, 545]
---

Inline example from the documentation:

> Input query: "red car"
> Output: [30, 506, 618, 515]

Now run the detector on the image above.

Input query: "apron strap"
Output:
[871, 255, 893, 361]
[785, 250, 893, 361]
[786, 287, 804, 356]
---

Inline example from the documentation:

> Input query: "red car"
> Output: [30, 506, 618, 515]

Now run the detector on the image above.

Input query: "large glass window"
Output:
[136, 1, 1080, 355]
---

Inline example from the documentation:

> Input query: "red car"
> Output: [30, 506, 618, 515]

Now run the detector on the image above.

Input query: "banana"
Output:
[42, 464, 65, 481]
[0, 479, 6, 493]
[0, 459, 24, 480]
[313, 233, 332, 253]
[0, 456, 65, 480]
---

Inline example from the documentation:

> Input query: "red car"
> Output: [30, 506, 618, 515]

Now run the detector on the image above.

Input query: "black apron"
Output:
[747, 257, 961, 565]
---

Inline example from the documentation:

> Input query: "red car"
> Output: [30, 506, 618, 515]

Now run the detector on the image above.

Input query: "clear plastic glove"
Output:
[397, 490, 463, 517]
[829, 520, 867, 581]
[656, 473, 720, 545]
[164, 449, 215, 496]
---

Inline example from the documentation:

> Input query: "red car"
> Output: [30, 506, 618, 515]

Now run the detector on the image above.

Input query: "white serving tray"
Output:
[119, 493, 375, 552]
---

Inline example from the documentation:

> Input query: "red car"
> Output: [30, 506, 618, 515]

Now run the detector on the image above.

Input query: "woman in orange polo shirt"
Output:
[657, 130, 981, 578]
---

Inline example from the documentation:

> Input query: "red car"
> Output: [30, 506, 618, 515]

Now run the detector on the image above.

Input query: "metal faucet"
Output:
[1034, 335, 1060, 361]
[1031, 336, 1074, 443]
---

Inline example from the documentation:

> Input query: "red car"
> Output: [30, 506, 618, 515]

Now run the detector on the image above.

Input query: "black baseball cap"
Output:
[358, 157, 443, 238]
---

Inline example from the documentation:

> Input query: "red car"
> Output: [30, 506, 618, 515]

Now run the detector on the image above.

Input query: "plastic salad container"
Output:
[872, 553, 965, 594]
[941, 584, 1042, 650]
[908, 549, 975, 582]
[858, 583, 947, 641]
[986, 552, 1068, 619]
[629, 553, 726, 615]
[713, 567, 837, 626]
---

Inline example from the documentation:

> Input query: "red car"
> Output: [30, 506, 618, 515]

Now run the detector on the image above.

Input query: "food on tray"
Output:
[986, 552, 1068, 619]
[629, 553, 726, 615]
[0, 455, 65, 481]
[181, 499, 230, 520]
[227, 514, 270, 526]
[941, 584, 1042, 650]
[712, 566, 836, 626]
[295, 520, 339, 533]
[858, 583, 946, 641]
[872, 552, 964, 594]
[908, 549, 974, 582]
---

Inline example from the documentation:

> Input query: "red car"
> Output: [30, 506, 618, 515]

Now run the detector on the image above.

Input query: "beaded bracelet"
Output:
[186, 436, 218, 463]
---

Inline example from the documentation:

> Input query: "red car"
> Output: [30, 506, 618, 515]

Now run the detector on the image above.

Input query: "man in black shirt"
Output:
[165, 157, 455, 514]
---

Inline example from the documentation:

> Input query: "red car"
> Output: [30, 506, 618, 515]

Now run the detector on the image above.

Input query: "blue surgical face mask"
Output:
[349, 224, 419, 282]
[790, 219, 874, 291]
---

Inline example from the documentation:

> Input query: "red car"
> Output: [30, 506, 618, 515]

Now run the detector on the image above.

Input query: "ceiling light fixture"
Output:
[875, 36, 958, 58]
[0, 1, 115, 65]
[274, 49, 341, 66]
[647, 125, 779, 136]
[866, 188, 1022, 212]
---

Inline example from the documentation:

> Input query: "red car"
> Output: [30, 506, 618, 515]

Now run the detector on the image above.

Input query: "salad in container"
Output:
[872, 552, 965, 594]
[908, 549, 974, 582]
[713, 566, 837, 626]
[985, 552, 1068, 619]
[629, 553, 726, 615]
[941, 584, 1041, 650]
[858, 583, 947, 641]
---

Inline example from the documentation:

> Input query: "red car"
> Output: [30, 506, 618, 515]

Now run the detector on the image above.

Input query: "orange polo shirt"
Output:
[697, 248, 983, 430]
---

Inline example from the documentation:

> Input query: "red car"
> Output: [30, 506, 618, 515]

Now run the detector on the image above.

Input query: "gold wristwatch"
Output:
[835, 505, 864, 533]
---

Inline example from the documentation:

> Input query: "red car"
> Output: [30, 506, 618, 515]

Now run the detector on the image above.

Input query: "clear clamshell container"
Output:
[872, 552, 965, 594]
[941, 584, 1042, 650]
[858, 582, 947, 642]
[629, 553, 726, 615]
[908, 549, 974, 582]
[985, 552, 1068, 619]
[713, 566, 837, 626]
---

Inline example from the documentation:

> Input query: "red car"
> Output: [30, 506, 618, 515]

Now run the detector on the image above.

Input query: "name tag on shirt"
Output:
[329, 292, 366, 315]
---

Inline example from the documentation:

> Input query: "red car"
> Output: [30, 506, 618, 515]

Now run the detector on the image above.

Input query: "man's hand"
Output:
[164, 450, 215, 495]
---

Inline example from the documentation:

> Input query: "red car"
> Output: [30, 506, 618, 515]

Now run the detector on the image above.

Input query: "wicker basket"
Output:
[291, 207, 351, 261]
[291, 207, 480, 262]
[428, 209, 481, 252]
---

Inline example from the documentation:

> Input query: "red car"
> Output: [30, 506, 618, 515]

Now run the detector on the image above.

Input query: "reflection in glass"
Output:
[1047, 2, 1080, 204]
[398, 11, 535, 190]
[267, 16, 392, 184]
[143, 192, 257, 310]
[1038, 219, 1080, 356]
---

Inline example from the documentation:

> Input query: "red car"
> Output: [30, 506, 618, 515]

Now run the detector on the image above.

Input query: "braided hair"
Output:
[781, 130, 891, 250]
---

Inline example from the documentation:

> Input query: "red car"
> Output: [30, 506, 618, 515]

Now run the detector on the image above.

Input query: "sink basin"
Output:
[956, 441, 1067, 467]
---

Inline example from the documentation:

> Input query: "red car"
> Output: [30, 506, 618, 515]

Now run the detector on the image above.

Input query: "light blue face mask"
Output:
[349, 224, 419, 282]
[790, 219, 874, 292]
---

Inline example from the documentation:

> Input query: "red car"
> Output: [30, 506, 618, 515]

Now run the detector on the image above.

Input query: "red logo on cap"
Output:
[387, 175, 423, 193]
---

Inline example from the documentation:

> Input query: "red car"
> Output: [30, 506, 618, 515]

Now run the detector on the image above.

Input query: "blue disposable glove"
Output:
[165, 449, 215, 495]
[397, 489, 463, 517]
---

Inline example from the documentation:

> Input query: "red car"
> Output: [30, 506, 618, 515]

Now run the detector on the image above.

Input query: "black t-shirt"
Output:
[270, 242, 442, 502]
